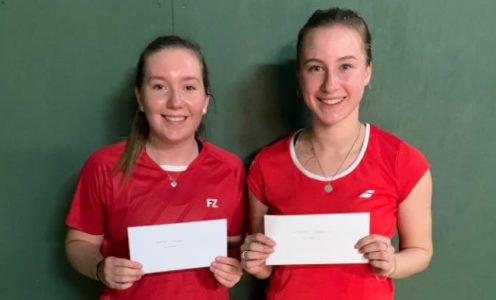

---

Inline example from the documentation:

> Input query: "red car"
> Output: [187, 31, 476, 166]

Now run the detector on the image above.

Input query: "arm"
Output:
[65, 229, 104, 281]
[356, 170, 433, 278]
[393, 169, 433, 278]
[240, 191, 275, 279]
[65, 228, 143, 289]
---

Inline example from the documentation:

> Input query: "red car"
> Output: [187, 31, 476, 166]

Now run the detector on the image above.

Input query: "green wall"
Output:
[1, 0, 495, 299]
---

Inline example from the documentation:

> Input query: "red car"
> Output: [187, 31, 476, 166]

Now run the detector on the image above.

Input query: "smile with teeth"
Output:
[319, 97, 345, 105]
[162, 115, 187, 122]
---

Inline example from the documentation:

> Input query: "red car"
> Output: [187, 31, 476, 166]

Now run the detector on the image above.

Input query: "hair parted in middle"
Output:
[296, 7, 372, 67]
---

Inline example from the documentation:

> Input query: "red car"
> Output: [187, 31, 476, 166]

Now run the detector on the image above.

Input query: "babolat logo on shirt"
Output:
[359, 190, 375, 198]
[206, 198, 218, 208]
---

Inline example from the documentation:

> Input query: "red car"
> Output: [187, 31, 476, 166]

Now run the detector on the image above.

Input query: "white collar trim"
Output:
[289, 123, 370, 182]
[160, 164, 188, 172]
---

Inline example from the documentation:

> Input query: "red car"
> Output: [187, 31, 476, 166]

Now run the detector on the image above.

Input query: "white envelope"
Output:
[128, 219, 227, 274]
[265, 213, 369, 265]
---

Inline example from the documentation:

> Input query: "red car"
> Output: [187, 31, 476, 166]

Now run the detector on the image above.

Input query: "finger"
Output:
[243, 264, 264, 275]
[212, 272, 238, 288]
[370, 259, 392, 272]
[210, 265, 241, 287]
[210, 264, 241, 279]
[114, 265, 145, 275]
[214, 256, 241, 267]
[211, 261, 242, 275]
[107, 269, 143, 284]
[112, 274, 143, 284]
[358, 242, 389, 254]
[364, 251, 391, 261]
[243, 250, 271, 261]
[109, 282, 134, 290]
[355, 234, 389, 249]
[244, 233, 276, 246]
[211, 270, 238, 284]
[240, 241, 274, 253]
[110, 257, 143, 269]
[243, 259, 266, 270]
[241, 241, 275, 254]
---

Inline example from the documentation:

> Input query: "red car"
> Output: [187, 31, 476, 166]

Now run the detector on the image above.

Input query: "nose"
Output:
[321, 70, 337, 92]
[166, 87, 182, 109]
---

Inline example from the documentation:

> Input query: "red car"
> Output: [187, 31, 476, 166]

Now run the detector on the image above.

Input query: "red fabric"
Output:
[66, 141, 245, 300]
[247, 124, 429, 300]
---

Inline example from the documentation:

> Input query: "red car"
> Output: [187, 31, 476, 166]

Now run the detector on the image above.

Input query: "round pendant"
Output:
[324, 183, 332, 193]
[170, 180, 177, 188]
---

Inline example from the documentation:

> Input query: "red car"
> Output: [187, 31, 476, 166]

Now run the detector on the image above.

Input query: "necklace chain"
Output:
[310, 124, 362, 193]
[166, 171, 180, 188]
[145, 143, 189, 188]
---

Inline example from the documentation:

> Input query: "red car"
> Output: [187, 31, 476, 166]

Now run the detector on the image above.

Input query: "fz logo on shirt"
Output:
[206, 198, 218, 208]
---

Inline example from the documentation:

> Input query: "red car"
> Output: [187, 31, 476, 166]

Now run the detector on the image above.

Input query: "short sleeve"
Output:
[246, 152, 267, 205]
[227, 161, 246, 237]
[396, 142, 430, 202]
[65, 155, 109, 235]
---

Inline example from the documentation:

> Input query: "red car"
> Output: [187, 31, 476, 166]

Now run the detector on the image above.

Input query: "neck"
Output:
[146, 136, 199, 166]
[310, 117, 362, 154]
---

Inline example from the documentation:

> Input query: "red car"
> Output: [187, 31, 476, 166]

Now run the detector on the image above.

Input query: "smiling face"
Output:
[299, 25, 372, 127]
[135, 47, 209, 146]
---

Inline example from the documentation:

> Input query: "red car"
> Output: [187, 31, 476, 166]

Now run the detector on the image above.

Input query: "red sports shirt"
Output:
[66, 141, 245, 300]
[247, 124, 429, 300]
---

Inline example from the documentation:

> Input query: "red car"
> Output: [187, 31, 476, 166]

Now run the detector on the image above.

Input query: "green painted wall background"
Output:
[1, 0, 495, 299]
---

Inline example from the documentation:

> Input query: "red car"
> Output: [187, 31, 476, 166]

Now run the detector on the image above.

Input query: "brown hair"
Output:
[296, 7, 372, 67]
[115, 35, 211, 180]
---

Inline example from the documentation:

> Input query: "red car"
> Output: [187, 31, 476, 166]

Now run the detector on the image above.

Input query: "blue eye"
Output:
[340, 64, 352, 71]
[309, 65, 324, 72]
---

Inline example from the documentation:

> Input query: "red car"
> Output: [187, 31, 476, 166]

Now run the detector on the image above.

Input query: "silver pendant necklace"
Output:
[310, 124, 362, 193]
[146, 141, 198, 188]
[165, 169, 185, 188]
[167, 172, 179, 187]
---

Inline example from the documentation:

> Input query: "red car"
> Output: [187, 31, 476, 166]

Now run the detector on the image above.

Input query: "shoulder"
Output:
[255, 133, 294, 161]
[368, 124, 427, 164]
[247, 132, 296, 177]
[83, 141, 126, 169]
[369, 124, 403, 148]
[202, 141, 244, 171]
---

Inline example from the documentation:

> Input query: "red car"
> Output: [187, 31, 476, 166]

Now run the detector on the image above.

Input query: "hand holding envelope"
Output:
[264, 213, 370, 265]
[128, 219, 227, 274]
[241, 212, 371, 280]
[127, 219, 243, 287]
[96, 256, 144, 290]
[240, 233, 276, 279]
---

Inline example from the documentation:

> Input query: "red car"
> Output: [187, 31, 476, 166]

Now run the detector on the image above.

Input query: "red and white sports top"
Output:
[66, 141, 245, 300]
[247, 123, 429, 300]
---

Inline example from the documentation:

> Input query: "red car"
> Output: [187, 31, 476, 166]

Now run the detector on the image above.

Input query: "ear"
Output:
[364, 62, 373, 87]
[135, 87, 144, 112]
[202, 94, 210, 115]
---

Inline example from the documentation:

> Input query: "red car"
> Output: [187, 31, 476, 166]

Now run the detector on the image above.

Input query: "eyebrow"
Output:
[147, 76, 201, 82]
[147, 76, 166, 82]
[338, 55, 358, 61]
[181, 76, 201, 82]
[303, 56, 358, 65]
